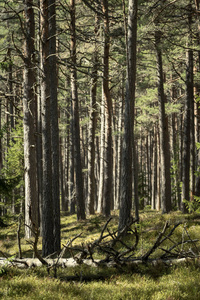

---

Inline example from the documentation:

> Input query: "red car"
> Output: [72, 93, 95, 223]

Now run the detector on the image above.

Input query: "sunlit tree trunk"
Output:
[97, 87, 105, 213]
[23, 0, 38, 238]
[151, 126, 158, 210]
[36, 1, 43, 230]
[69, 102, 76, 214]
[115, 90, 123, 210]
[87, 13, 99, 215]
[155, 30, 171, 213]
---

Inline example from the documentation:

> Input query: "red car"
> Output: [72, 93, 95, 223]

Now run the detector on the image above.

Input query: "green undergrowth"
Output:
[1, 209, 200, 299]
[1, 262, 200, 299]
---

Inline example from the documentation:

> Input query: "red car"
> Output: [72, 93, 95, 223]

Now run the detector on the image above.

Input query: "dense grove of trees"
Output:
[0, 0, 200, 255]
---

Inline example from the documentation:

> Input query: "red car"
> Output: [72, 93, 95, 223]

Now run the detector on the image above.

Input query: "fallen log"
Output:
[0, 256, 199, 269]
[1, 219, 199, 275]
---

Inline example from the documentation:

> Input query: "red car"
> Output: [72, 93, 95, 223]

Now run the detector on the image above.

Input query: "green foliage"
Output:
[0, 176, 21, 196]
[0, 121, 24, 211]
[0, 60, 13, 72]
[3, 122, 24, 179]
[196, 142, 200, 151]
[1, 264, 200, 300]
[183, 196, 200, 214]
[0, 123, 10, 139]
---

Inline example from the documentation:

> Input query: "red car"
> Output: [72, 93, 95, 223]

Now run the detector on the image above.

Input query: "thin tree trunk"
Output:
[182, 7, 193, 213]
[49, 0, 60, 253]
[101, 0, 113, 217]
[97, 86, 105, 213]
[115, 92, 123, 210]
[155, 30, 171, 213]
[194, 0, 200, 197]
[69, 101, 75, 214]
[59, 137, 65, 211]
[23, 0, 38, 238]
[151, 126, 158, 210]
[87, 13, 99, 215]
[70, 0, 85, 220]
[36, 1, 43, 230]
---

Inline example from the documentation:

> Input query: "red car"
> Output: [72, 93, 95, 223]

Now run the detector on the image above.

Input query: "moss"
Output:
[1, 211, 200, 299]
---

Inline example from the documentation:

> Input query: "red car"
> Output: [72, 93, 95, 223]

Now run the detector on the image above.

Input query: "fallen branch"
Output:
[142, 221, 183, 261]
[1, 218, 199, 273]
[0, 256, 199, 269]
[25, 223, 48, 266]
[17, 215, 22, 259]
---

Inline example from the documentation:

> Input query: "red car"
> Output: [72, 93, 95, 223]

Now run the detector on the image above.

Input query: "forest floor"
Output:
[1, 209, 200, 299]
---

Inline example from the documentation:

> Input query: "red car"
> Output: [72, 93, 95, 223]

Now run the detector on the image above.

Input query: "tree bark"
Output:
[115, 91, 123, 210]
[101, 0, 113, 217]
[182, 7, 193, 213]
[87, 12, 99, 215]
[151, 126, 158, 210]
[40, 0, 54, 256]
[70, 0, 86, 220]
[97, 86, 105, 213]
[23, 0, 39, 238]
[155, 30, 171, 213]
[48, 0, 61, 253]
[119, 0, 138, 231]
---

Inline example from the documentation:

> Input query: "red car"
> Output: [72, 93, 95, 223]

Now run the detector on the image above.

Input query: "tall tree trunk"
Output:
[40, 0, 54, 256]
[70, 0, 85, 220]
[0, 99, 2, 216]
[36, 1, 43, 230]
[48, 0, 61, 253]
[23, 0, 38, 238]
[151, 126, 158, 210]
[69, 102, 76, 214]
[182, 6, 193, 213]
[115, 90, 123, 210]
[101, 0, 113, 217]
[194, 0, 200, 197]
[155, 30, 171, 213]
[7, 48, 14, 131]
[87, 13, 99, 215]
[97, 86, 105, 213]
[0, 99, 2, 172]
[119, 0, 138, 231]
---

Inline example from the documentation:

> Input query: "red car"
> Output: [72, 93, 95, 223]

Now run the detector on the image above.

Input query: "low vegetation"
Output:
[1, 209, 200, 299]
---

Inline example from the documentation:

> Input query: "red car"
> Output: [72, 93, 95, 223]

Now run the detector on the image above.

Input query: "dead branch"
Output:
[1, 218, 200, 272]
[142, 221, 170, 261]
[142, 221, 183, 261]
[25, 223, 48, 266]
[183, 225, 199, 254]
[160, 239, 199, 259]
[17, 215, 22, 259]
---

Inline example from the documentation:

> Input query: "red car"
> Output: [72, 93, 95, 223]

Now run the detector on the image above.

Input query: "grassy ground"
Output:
[1, 209, 200, 299]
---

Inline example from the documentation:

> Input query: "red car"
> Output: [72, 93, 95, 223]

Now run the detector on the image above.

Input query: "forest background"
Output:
[0, 0, 200, 257]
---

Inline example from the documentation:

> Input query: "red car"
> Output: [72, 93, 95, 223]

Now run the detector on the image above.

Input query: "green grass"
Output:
[1, 210, 200, 299]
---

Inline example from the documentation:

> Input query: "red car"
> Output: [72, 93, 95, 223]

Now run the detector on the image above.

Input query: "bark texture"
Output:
[119, 0, 138, 231]
[155, 30, 171, 213]
[23, 0, 38, 238]
[40, 0, 54, 256]
[70, 0, 86, 220]
[49, 0, 61, 253]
